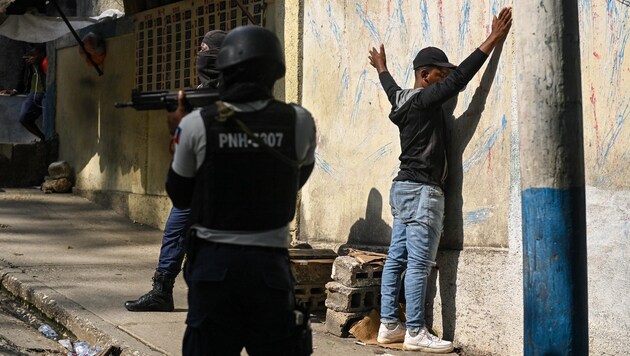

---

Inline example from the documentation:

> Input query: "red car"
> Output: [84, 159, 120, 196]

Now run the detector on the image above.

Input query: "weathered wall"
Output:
[300, 1, 514, 250]
[579, 2, 630, 189]
[298, 1, 629, 355]
[53, 18, 172, 228]
[577, 4, 630, 353]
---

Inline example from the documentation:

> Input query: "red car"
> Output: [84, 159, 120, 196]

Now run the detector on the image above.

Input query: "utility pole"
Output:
[515, 2, 588, 355]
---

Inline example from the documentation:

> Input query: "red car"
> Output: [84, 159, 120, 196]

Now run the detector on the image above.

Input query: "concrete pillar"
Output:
[515, 2, 588, 355]
[280, 0, 303, 105]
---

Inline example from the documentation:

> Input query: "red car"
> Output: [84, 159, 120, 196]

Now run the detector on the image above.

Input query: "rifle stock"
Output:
[115, 88, 220, 112]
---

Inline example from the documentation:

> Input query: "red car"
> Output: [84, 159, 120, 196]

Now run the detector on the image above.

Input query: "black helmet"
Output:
[216, 26, 285, 80]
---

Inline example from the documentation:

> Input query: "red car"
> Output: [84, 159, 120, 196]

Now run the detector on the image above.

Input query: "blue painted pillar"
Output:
[515, 2, 588, 355]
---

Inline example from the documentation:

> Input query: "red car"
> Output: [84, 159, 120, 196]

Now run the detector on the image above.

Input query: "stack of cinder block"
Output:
[289, 249, 337, 312]
[325, 255, 383, 337]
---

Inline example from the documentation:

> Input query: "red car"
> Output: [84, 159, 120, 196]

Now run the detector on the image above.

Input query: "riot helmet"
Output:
[216, 25, 285, 81]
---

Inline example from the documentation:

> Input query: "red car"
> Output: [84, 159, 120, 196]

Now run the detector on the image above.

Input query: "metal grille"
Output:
[135, 0, 265, 91]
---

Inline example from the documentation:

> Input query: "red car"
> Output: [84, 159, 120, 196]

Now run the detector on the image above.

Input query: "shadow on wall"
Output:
[427, 40, 507, 340]
[68, 75, 151, 216]
[57, 71, 126, 209]
[65, 75, 100, 173]
[338, 187, 392, 254]
[58, 32, 153, 214]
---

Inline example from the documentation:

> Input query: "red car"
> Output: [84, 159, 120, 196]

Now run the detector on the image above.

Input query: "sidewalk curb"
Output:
[0, 267, 164, 356]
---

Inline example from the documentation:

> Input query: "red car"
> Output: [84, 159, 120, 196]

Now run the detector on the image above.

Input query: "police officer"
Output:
[166, 26, 317, 355]
[124, 30, 227, 313]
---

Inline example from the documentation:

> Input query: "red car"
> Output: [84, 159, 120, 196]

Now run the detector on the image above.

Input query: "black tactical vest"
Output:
[190, 100, 300, 231]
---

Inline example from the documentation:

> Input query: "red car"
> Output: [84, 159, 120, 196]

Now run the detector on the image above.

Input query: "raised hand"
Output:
[491, 7, 512, 41]
[369, 44, 388, 73]
[479, 7, 512, 54]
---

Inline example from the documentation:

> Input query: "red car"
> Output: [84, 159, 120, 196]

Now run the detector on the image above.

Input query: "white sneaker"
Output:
[377, 321, 406, 343]
[403, 327, 454, 353]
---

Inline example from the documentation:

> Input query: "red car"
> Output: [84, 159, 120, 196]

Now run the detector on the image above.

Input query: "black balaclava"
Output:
[196, 30, 227, 88]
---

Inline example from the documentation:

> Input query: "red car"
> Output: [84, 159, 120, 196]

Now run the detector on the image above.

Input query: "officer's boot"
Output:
[124, 271, 175, 312]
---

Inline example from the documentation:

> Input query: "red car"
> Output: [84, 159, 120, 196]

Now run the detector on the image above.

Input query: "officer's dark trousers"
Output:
[156, 206, 190, 279]
[182, 239, 296, 356]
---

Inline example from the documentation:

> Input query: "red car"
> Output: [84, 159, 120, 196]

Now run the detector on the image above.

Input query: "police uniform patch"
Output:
[174, 127, 182, 144]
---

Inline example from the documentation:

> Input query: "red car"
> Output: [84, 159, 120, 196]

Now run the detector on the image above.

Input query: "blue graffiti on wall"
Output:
[463, 208, 493, 226]
[463, 115, 508, 173]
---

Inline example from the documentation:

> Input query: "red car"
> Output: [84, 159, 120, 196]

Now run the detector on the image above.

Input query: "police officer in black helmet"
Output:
[166, 26, 317, 355]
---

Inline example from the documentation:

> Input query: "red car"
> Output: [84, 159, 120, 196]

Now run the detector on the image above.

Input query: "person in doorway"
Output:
[367, 7, 512, 353]
[166, 25, 317, 355]
[19, 44, 47, 142]
[124, 30, 227, 312]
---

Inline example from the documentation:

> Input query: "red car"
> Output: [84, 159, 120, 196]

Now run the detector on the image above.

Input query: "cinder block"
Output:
[325, 308, 369, 337]
[291, 259, 334, 285]
[331, 256, 383, 287]
[290, 250, 336, 312]
[295, 284, 327, 311]
[325, 281, 381, 313]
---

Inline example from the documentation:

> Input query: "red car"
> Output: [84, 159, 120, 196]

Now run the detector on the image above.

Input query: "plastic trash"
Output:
[58, 339, 73, 351]
[72, 341, 101, 356]
[73, 341, 89, 356]
[37, 324, 58, 339]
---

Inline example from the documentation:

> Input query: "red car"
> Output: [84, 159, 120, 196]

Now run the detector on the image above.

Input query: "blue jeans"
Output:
[380, 181, 445, 329]
[157, 206, 190, 279]
[19, 92, 44, 125]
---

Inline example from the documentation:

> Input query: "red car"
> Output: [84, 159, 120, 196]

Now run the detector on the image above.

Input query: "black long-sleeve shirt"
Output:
[379, 48, 489, 188]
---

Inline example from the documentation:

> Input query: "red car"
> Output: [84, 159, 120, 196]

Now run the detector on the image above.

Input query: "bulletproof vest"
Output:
[191, 100, 300, 231]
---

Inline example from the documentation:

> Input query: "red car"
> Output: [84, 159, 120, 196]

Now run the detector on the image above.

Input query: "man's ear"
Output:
[420, 69, 430, 82]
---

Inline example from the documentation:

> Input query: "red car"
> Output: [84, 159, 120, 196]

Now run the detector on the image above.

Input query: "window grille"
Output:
[135, 0, 265, 91]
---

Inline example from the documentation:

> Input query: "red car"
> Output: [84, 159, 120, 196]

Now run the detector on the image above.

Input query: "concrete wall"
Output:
[298, 1, 629, 355]
[300, 1, 516, 249]
[52, 17, 172, 228]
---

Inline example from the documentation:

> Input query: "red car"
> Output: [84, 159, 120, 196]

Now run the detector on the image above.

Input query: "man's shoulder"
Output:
[179, 109, 206, 131]
[392, 88, 423, 112]
[286, 102, 311, 115]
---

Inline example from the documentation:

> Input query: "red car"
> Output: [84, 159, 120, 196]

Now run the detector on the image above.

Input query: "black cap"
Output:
[413, 47, 456, 70]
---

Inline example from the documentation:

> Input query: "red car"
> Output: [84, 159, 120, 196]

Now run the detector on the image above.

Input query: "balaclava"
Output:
[196, 30, 227, 88]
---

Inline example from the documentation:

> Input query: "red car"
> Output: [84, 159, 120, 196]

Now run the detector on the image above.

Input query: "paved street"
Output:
[0, 189, 453, 355]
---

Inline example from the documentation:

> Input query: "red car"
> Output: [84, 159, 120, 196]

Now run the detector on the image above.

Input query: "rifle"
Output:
[114, 87, 220, 112]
